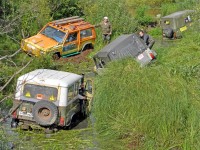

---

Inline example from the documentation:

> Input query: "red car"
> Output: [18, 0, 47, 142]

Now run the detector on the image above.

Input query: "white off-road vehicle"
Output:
[10, 69, 93, 129]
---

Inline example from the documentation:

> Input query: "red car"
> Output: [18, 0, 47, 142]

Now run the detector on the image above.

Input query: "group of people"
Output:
[96, 16, 155, 49]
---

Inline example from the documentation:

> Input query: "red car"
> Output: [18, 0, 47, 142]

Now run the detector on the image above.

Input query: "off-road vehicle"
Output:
[93, 33, 156, 73]
[161, 10, 194, 39]
[10, 69, 93, 129]
[21, 16, 96, 59]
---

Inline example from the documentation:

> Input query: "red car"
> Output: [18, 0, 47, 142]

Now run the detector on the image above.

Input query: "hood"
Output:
[25, 34, 59, 49]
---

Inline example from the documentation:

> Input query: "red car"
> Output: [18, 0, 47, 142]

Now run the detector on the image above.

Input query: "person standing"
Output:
[96, 16, 112, 44]
[138, 30, 155, 49]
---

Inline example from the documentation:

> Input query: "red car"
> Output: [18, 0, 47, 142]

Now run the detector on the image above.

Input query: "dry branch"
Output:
[0, 48, 21, 61]
[0, 58, 33, 92]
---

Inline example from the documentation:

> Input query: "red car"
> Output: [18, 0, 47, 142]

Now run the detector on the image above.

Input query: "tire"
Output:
[11, 119, 18, 128]
[163, 28, 174, 38]
[52, 52, 60, 60]
[33, 100, 58, 126]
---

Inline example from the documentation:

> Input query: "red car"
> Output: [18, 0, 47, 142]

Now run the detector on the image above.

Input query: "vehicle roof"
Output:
[162, 10, 194, 19]
[47, 16, 94, 33]
[18, 69, 82, 87]
[94, 33, 147, 59]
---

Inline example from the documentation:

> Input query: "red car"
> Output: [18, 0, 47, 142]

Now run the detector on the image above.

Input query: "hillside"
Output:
[93, 11, 200, 150]
[0, 0, 200, 149]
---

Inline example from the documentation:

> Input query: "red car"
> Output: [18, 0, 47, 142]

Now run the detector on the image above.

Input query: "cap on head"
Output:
[104, 16, 108, 20]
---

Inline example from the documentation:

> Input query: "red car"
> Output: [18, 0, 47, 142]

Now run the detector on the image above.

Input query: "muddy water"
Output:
[0, 113, 99, 150]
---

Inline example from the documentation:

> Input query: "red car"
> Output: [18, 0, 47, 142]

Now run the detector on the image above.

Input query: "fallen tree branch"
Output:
[0, 95, 12, 103]
[0, 58, 33, 92]
[0, 49, 21, 61]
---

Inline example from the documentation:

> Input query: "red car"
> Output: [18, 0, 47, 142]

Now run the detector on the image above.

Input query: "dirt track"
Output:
[59, 49, 93, 64]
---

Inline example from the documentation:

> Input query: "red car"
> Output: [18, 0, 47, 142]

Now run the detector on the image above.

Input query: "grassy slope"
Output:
[93, 23, 200, 149]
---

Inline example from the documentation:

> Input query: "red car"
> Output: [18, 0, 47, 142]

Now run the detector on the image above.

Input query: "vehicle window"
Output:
[164, 20, 170, 25]
[63, 43, 77, 52]
[85, 80, 92, 94]
[68, 85, 74, 101]
[80, 29, 92, 39]
[75, 82, 80, 95]
[41, 26, 66, 43]
[23, 84, 58, 101]
[66, 32, 77, 42]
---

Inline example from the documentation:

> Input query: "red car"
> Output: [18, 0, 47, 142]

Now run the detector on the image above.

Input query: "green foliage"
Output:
[148, 27, 162, 38]
[93, 60, 200, 149]
[0, 0, 200, 149]
[160, 0, 197, 16]
[126, 0, 175, 7]
[18, 0, 51, 36]
[93, 6, 200, 149]
[78, 0, 138, 35]
[135, 6, 153, 26]
[0, 36, 19, 55]
[160, 3, 178, 16]
[2, 128, 95, 149]
[50, 0, 83, 19]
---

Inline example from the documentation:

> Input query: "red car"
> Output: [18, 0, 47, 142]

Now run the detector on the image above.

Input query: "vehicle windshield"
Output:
[41, 26, 66, 43]
[23, 84, 58, 101]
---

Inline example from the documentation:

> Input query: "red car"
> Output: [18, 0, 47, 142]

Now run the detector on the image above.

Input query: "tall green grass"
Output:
[93, 58, 200, 149]
[93, 16, 200, 149]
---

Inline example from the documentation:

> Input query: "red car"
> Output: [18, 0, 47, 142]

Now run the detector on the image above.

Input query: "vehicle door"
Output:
[80, 28, 95, 50]
[62, 32, 79, 56]
[85, 79, 94, 112]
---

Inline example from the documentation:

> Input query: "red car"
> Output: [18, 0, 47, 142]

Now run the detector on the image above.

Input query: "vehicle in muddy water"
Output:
[93, 33, 157, 73]
[10, 69, 93, 131]
[161, 10, 194, 39]
[21, 16, 96, 59]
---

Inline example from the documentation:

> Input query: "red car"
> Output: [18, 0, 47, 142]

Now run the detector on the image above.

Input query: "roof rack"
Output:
[52, 16, 84, 25]
[53, 16, 79, 23]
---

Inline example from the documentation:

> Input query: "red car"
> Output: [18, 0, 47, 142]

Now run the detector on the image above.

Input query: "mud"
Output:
[58, 49, 93, 64]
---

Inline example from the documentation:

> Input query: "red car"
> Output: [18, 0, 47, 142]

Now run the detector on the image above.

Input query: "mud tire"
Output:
[11, 119, 18, 128]
[33, 100, 58, 126]
[52, 52, 60, 60]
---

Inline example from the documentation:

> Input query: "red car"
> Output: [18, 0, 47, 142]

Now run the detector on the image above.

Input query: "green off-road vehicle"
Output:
[93, 33, 157, 73]
[161, 10, 194, 39]
[10, 69, 93, 130]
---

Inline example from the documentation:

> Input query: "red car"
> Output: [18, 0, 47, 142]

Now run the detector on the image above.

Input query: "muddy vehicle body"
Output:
[11, 69, 93, 129]
[93, 33, 156, 72]
[21, 16, 96, 59]
[161, 10, 194, 39]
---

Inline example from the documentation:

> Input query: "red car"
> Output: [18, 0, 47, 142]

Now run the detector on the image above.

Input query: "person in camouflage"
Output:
[96, 16, 112, 43]
[138, 30, 155, 49]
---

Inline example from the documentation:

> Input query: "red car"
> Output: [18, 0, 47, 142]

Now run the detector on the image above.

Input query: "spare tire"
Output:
[163, 28, 174, 38]
[33, 100, 58, 126]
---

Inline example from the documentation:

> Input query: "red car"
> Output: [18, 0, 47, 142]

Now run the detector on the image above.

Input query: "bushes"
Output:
[79, 0, 138, 35]
[135, 6, 153, 26]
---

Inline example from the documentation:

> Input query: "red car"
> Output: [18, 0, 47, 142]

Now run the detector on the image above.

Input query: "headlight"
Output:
[27, 44, 36, 50]
[40, 51, 45, 55]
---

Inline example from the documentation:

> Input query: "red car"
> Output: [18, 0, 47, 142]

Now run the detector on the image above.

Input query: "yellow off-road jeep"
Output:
[21, 16, 96, 59]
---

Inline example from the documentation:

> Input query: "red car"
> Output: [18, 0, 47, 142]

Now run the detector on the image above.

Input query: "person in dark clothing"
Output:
[139, 30, 155, 49]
